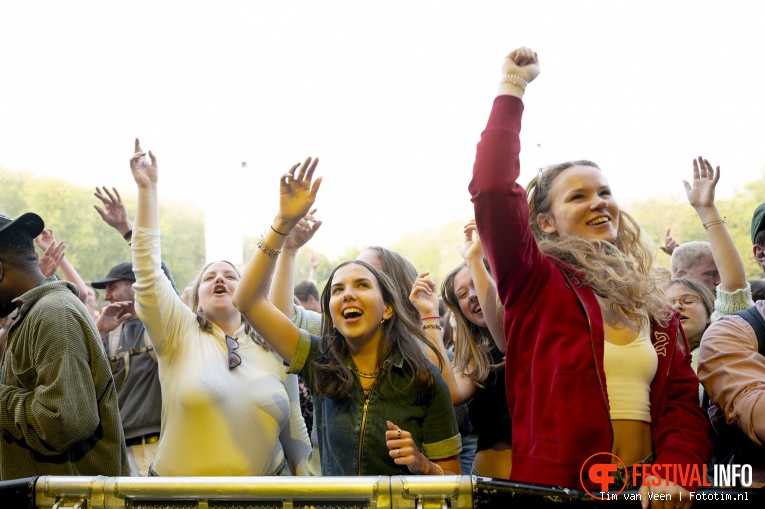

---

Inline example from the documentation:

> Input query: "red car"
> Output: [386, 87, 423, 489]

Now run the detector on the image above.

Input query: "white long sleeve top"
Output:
[132, 227, 311, 476]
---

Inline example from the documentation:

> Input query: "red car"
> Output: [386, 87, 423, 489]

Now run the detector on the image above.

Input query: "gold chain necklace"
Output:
[352, 366, 380, 379]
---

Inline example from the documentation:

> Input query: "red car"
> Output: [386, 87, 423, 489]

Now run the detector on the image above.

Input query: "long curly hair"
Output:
[314, 260, 443, 400]
[441, 263, 503, 387]
[526, 161, 671, 329]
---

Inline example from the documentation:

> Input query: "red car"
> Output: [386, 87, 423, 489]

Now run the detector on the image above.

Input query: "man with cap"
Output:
[752, 202, 765, 279]
[92, 261, 162, 477]
[0, 212, 128, 479]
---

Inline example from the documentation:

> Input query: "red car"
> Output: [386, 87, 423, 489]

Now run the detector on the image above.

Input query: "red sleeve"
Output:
[468, 95, 549, 312]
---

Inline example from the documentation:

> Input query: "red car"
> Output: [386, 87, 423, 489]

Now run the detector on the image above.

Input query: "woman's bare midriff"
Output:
[473, 441, 512, 479]
[612, 419, 652, 466]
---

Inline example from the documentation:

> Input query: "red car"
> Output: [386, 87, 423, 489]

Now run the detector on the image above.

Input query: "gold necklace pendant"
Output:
[352, 366, 380, 379]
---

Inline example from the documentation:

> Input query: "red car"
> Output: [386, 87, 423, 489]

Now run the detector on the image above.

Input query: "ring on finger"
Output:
[397, 429, 401, 439]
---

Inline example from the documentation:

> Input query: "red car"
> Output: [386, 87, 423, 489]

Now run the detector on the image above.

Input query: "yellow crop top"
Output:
[603, 330, 658, 422]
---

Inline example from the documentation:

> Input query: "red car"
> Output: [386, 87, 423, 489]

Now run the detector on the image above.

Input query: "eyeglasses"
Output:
[226, 335, 242, 370]
[670, 294, 702, 309]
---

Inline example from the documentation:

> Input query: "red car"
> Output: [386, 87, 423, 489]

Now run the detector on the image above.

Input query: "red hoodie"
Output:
[469, 94, 711, 489]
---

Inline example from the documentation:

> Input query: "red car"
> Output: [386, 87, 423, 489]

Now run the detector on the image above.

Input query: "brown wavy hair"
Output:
[314, 260, 443, 400]
[526, 161, 671, 328]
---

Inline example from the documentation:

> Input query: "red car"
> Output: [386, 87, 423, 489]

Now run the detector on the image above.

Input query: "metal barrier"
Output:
[0, 475, 762, 508]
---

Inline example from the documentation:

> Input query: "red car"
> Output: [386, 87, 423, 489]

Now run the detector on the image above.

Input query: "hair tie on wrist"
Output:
[703, 218, 726, 230]
[420, 316, 440, 321]
[271, 225, 289, 236]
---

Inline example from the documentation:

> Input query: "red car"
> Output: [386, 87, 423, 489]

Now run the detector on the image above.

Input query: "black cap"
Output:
[0, 212, 45, 238]
[91, 262, 136, 289]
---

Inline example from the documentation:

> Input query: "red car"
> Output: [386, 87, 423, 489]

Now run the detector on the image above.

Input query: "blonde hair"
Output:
[526, 161, 672, 329]
[441, 263, 502, 387]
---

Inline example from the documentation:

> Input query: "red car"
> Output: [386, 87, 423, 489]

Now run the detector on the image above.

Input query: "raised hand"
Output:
[129, 138, 158, 188]
[37, 241, 66, 277]
[409, 272, 440, 318]
[502, 46, 540, 84]
[460, 220, 485, 262]
[94, 186, 132, 235]
[277, 157, 322, 225]
[309, 252, 320, 270]
[284, 208, 323, 251]
[34, 228, 57, 251]
[683, 156, 719, 210]
[96, 301, 134, 336]
[660, 228, 677, 256]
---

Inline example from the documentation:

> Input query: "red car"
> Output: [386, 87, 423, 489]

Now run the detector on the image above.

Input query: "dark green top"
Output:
[289, 329, 461, 476]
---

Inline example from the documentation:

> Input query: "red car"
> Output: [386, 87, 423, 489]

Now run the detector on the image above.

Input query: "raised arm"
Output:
[683, 158, 752, 316]
[410, 272, 473, 405]
[35, 229, 90, 304]
[36, 239, 66, 278]
[461, 220, 504, 352]
[129, 139, 159, 230]
[660, 228, 678, 256]
[94, 186, 134, 242]
[468, 48, 542, 312]
[233, 158, 322, 363]
[127, 139, 189, 355]
[269, 209, 322, 317]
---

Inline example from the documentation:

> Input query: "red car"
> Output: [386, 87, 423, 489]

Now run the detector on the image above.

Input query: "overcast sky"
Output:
[2, 1, 764, 259]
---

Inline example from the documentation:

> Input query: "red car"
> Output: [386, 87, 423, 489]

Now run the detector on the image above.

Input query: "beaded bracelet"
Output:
[257, 239, 281, 257]
[499, 73, 527, 91]
[422, 324, 442, 330]
[703, 218, 726, 230]
[433, 462, 444, 475]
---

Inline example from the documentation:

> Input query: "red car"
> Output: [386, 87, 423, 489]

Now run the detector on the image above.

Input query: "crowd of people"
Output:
[2, 47, 765, 506]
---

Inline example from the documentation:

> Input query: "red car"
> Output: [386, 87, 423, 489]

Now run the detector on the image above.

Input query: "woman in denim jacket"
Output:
[233, 158, 462, 476]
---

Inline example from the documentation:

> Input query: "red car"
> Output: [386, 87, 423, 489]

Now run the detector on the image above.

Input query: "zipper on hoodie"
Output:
[559, 266, 615, 446]
[357, 381, 377, 476]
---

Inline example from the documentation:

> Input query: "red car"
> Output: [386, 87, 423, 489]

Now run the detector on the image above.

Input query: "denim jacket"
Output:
[289, 330, 461, 476]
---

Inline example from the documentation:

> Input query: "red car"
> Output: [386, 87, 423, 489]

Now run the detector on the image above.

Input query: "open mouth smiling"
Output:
[587, 216, 610, 226]
[343, 307, 363, 319]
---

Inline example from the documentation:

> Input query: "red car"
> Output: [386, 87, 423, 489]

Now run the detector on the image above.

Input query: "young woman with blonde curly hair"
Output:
[469, 47, 711, 501]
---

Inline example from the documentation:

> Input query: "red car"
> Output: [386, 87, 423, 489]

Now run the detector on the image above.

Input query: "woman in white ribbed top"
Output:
[128, 139, 311, 476]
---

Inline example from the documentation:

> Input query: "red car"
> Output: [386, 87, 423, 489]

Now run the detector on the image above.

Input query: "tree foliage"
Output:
[630, 167, 765, 280]
[0, 167, 205, 289]
[6, 165, 764, 304]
